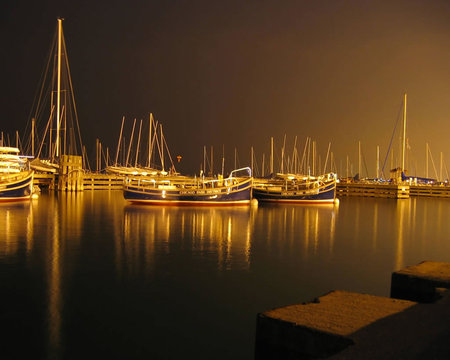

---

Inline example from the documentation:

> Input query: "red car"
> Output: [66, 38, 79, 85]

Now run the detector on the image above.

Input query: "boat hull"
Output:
[253, 181, 336, 204]
[124, 177, 252, 206]
[0, 171, 34, 202]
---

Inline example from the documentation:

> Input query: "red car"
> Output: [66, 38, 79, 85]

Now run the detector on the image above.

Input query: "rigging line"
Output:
[381, 100, 403, 178]
[24, 29, 58, 145]
[148, 120, 159, 168]
[62, 33, 84, 155]
[162, 131, 176, 173]
[444, 161, 449, 181]
[361, 146, 369, 179]
[428, 145, 439, 180]
[36, 106, 55, 159]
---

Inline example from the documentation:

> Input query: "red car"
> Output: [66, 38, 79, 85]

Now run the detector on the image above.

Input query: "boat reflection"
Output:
[121, 205, 253, 274]
[0, 201, 34, 257]
[251, 203, 339, 261]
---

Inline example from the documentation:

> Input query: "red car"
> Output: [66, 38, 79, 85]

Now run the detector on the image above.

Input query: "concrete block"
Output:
[255, 290, 415, 359]
[391, 261, 450, 303]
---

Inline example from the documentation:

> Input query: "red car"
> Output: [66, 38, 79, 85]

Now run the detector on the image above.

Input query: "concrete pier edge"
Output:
[255, 261, 450, 359]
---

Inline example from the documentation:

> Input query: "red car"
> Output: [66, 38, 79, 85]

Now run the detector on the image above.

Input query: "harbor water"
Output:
[1, 192, 450, 359]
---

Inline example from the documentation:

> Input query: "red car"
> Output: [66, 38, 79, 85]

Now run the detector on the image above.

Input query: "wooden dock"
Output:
[34, 172, 124, 191]
[337, 182, 410, 199]
[409, 184, 450, 198]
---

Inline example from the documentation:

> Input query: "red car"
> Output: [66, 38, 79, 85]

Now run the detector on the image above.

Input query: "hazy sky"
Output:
[1, 0, 449, 176]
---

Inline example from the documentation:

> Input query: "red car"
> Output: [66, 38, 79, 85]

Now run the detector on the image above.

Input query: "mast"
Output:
[376, 145, 380, 179]
[358, 141, 361, 177]
[203, 145, 206, 175]
[210, 145, 213, 176]
[221, 145, 225, 176]
[56, 18, 62, 158]
[160, 124, 164, 171]
[251, 146, 254, 176]
[312, 141, 316, 175]
[323, 142, 331, 174]
[262, 153, 265, 177]
[32, 118, 35, 157]
[125, 119, 136, 167]
[134, 119, 143, 167]
[346, 155, 349, 178]
[401, 93, 407, 172]
[148, 113, 153, 167]
[270, 137, 274, 174]
[114, 116, 125, 166]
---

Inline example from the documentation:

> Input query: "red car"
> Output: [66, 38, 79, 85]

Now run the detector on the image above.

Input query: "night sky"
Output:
[2, 0, 450, 176]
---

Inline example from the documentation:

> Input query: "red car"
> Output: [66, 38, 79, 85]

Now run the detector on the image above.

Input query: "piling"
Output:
[58, 155, 84, 191]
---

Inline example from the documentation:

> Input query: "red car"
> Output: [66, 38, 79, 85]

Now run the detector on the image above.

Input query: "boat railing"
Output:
[229, 167, 252, 178]
[0, 170, 32, 182]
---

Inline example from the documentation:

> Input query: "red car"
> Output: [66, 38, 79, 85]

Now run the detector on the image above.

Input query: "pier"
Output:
[337, 182, 410, 199]
[255, 261, 450, 359]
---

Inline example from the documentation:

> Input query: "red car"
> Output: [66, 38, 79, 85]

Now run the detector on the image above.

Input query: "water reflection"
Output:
[122, 205, 254, 273]
[2, 192, 450, 359]
[0, 202, 33, 257]
[252, 203, 339, 262]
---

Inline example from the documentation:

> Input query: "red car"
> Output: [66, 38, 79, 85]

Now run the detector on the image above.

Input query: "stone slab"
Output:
[391, 261, 450, 302]
[255, 290, 416, 359]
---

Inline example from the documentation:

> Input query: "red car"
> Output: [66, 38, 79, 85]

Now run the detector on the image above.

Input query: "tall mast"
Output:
[221, 144, 225, 176]
[56, 18, 63, 158]
[376, 145, 380, 179]
[210, 145, 213, 176]
[160, 124, 164, 171]
[125, 119, 136, 167]
[32, 118, 35, 157]
[114, 116, 125, 166]
[401, 93, 407, 172]
[203, 145, 206, 175]
[135, 119, 143, 167]
[270, 137, 274, 174]
[358, 141, 361, 177]
[312, 141, 316, 175]
[148, 113, 153, 167]
[251, 146, 254, 175]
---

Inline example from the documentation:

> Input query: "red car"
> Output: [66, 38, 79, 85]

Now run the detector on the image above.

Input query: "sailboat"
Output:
[26, 19, 84, 174]
[106, 113, 176, 176]
[253, 172, 336, 204]
[0, 146, 34, 202]
[252, 137, 337, 204]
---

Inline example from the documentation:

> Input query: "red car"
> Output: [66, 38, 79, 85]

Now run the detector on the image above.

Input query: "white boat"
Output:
[0, 147, 34, 202]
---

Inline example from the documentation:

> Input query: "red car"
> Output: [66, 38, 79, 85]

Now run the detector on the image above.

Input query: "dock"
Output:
[337, 182, 410, 199]
[34, 172, 124, 191]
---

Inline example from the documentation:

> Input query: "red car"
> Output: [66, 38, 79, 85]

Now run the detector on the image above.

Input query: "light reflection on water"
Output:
[121, 205, 253, 274]
[0, 192, 450, 359]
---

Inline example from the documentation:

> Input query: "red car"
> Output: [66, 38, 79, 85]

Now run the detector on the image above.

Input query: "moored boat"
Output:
[0, 147, 34, 202]
[124, 167, 252, 205]
[252, 172, 337, 204]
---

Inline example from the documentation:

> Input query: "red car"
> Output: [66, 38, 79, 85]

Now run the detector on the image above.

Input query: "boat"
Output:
[0, 147, 34, 202]
[252, 172, 337, 204]
[25, 19, 84, 178]
[123, 167, 252, 205]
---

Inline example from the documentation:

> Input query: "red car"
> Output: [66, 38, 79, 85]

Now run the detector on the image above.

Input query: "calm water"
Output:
[1, 192, 450, 359]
